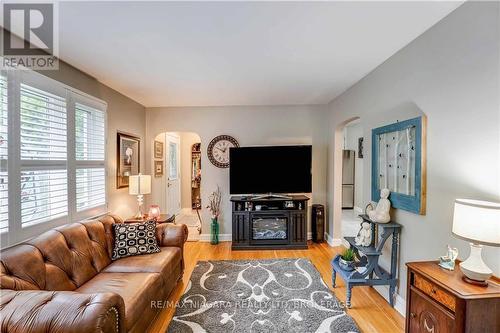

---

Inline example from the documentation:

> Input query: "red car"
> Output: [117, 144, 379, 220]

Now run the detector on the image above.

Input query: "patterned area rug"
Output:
[167, 258, 360, 333]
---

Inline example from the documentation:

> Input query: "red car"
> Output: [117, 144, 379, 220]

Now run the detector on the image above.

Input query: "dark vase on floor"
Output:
[210, 218, 219, 245]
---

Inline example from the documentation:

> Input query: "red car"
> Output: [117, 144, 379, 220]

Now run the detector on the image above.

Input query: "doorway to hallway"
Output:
[338, 119, 365, 244]
[151, 131, 202, 241]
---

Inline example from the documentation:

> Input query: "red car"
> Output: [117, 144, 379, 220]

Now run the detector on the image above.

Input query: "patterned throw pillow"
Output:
[112, 220, 160, 260]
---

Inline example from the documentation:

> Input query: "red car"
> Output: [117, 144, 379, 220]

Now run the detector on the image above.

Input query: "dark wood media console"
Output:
[231, 195, 309, 250]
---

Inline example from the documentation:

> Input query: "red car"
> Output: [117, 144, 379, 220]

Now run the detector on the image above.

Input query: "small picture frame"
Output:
[154, 160, 164, 177]
[358, 137, 364, 159]
[154, 140, 163, 159]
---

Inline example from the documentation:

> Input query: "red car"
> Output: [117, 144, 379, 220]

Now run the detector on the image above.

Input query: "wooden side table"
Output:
[124, 214, 175, 224]
[406, 261, 500, 333]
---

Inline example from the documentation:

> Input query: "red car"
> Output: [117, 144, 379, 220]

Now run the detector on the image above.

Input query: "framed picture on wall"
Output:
[371, 116, 427, 215]
[154, 140, 163, 159]
[117, 132, 140, 188]
[358, 137, 364, 158]
[154, 160, 164, 177]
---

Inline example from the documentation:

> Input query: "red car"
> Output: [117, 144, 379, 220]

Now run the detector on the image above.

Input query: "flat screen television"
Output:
[229, 145, 312, 194]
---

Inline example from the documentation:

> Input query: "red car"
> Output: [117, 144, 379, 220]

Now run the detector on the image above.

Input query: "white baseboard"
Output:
[199, 233, 232, 242]
[324, 232, 342, 247]
[372, 285, 406, 317]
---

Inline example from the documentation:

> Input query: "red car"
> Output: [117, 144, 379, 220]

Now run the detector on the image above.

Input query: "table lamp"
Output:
[148, 205, 161, 221]
[129, 173, 151, 219]
[452, 199, 500, 286]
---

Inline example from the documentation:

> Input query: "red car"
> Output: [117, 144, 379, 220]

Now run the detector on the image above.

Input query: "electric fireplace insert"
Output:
[252, 216, 287, 240]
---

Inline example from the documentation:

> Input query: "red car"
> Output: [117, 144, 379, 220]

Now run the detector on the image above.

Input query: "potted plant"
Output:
[339, 248, 356, 271]
[207, 186, 222, 245]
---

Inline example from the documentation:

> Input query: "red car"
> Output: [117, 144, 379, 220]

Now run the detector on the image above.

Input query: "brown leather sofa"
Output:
[0, 214, 188, 333]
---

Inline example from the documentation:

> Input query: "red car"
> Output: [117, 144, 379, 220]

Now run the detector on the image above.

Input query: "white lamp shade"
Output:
[452, 199, 500, 247]
[129, 174, 151, 195]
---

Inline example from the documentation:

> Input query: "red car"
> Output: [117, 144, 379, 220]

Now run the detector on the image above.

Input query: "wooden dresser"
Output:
[406, 261, 500, 333]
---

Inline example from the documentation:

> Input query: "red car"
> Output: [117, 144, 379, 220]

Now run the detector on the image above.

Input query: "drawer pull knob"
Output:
[410, 312, 416, 318]
[431, 288, 437, 294]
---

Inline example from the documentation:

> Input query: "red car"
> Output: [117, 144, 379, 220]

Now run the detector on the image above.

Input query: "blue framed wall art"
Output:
[371, 116, 427, 215]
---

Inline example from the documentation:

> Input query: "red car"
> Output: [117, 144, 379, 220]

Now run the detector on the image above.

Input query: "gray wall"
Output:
[326, 1, 500, 306]
[145, 105, 329, 236]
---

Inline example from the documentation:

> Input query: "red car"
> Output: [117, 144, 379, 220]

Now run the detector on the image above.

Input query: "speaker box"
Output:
[311, 204, 325, 243]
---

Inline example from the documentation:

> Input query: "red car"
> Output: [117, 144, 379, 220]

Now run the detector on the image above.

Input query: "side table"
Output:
[124, 214, 175, 224]
[331, 214, 401, 308]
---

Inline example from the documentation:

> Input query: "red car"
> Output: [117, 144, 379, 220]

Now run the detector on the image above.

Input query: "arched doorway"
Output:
[332, 117, 364, 242]
[150, 131, 202, 241]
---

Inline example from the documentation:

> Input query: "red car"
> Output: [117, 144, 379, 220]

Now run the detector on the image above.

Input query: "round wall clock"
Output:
[207, 135, 239, 168]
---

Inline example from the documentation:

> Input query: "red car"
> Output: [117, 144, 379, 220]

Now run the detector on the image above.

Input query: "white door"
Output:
[165, 134, 181, 215]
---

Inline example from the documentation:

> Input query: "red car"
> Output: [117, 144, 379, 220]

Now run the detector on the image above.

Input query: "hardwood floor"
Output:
[149, 241, 405, 333]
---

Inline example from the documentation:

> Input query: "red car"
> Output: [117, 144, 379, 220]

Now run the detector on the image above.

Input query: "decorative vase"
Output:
[210, 218, 219, 245]
[339, 257, 355, 271]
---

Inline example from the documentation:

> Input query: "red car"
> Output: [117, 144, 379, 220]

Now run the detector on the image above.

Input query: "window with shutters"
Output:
[1, 69, 107, 247]
[0, 75, 7, 234]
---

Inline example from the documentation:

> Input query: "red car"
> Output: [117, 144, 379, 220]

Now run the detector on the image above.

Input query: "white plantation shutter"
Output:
[19, 83, 68, 227]
[75, 103, 105, 161]
[74, 98, 107, 218]
[0, 75, 7, 233]
[21, 169, 68, 227]
[76, 168, 105, 211]
[0, 69, 108, 248]
[20, 84, 67, 160]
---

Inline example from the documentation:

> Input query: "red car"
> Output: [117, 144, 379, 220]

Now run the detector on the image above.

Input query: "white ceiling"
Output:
[58, 1, 462, 107]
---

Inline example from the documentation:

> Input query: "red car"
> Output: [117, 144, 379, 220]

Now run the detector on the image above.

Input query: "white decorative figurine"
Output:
[367, 188, 391, 223]
[355, 222, 372, 247]
[438, 245, 459, 271]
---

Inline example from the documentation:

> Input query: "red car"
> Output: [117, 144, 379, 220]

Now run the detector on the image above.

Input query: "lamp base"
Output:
[134, 194, 144, 219]
[459, 243, 492, 285]
[462, 276, 488, 287]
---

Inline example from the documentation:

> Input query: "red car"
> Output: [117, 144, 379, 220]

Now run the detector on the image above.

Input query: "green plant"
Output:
[341, 248, 355, 262]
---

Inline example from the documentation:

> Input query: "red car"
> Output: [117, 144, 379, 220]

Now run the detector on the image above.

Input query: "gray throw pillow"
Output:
[112, 220, 160, 260]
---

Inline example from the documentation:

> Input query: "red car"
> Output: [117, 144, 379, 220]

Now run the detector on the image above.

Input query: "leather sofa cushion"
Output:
[77, 272, 163, 331]
[103, 247, 181, 275]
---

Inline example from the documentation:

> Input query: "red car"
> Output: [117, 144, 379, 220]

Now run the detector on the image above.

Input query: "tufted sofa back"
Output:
[0, 214, 123, 291]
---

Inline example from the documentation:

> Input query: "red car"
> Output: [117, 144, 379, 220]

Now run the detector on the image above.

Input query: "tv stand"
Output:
[231, 195, 309, 250]
[251, 193, 292, 200]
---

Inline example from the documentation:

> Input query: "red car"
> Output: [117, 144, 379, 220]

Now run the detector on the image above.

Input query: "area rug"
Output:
[167, 258, 360, 333]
